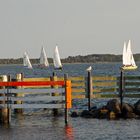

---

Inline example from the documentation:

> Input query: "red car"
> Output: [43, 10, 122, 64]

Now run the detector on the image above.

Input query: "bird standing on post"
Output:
[86, 66, 92, 71]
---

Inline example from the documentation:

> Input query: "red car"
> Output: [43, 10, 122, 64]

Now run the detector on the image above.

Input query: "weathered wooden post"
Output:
[7, 75, 12, 123]
[86, 67, 92, 111]
[64, 74, 68, 124]
[14, 73, 24, 114]
[0, 75, 11, 124]
[50, 72, 59, 116]
[119, 70, 125, 113]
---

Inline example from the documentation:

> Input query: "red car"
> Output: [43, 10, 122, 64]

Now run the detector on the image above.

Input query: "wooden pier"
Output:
[0, 74, 72, 124]
[1, 72, 140, 124]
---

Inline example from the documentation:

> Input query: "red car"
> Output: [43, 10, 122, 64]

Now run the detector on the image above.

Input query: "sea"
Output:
[0, 62, 140, 140]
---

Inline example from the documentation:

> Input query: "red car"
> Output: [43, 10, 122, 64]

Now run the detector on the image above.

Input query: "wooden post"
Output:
[64, 74, 68, 124]
[119, 70, 124, 112]
[87, 71, 92, 111]
[14, 73, 24, 114]
[64, 74, 72, 125]
[0, 75, 11, 124]
[7, 75, 12, 123]
[50, 72, 59, 116]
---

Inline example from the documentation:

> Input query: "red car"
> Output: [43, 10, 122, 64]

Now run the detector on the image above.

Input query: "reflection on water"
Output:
[0, 101, 140, 140]
[65, 125, 74, 140]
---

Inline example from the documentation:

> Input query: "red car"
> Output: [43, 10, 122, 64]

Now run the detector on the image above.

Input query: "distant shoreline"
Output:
[0, 53, 140, 64]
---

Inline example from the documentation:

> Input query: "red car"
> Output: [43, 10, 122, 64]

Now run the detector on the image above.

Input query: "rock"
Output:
[122, 103, 135, 118]
[80, 110, 93, 118]
[71, 111, 79, 117]
[125, 112, 136, 119]
[108, 111, 116, 120]
[106, 99, 121, 114]
[90, 109, 100, 118]
[98, 109, 108, 119]
[90, 105, 97, 111]
[134, 100, 140, 116]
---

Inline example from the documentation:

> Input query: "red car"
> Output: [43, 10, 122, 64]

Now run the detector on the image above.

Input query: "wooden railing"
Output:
[23, 75, 140, 98]
[1, 74, 139, 98]
[0, 75, 72, 124]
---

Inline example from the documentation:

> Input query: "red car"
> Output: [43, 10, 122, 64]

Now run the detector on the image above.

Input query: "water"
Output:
[0, 63, 140, 140]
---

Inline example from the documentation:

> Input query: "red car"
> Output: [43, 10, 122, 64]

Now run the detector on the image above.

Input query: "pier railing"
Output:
[0, 75, 72, 124]
[22, 75, 140, 98]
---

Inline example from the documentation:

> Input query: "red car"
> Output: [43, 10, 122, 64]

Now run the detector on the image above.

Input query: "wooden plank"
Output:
[72, 94, 85, 99]
[23, 85, 51, 88]
[57, 77, 64, 81]
[23, 77, 50, 81]
[69, 77, 85, 81]
[125, 88, 140, 92]
[0, 88, 65, 94]
[100, 88, 117, 92]
[0, 81, 65, 87]
[93, 88, 116, 93]
[0, 89, 6, 93]
[124, 76, 140, 80]
[23, 78, 51, 88]
[0, 104, 65, 109]
[23, 77, 64, 88]
[125, 82, 140, 86]
[72, 88, 85, 93]
[92, 76, 117, 81]
[11, 88, 64, 94]
[93, 82, 117, 87]
[0, 96, 65, 102]
[23, 77, 51, 88]
[93, 89, 101, 93]
[72, 82, 85, 87]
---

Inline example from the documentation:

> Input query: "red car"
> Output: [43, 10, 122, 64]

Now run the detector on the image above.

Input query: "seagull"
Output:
[86, 66, 92, 71]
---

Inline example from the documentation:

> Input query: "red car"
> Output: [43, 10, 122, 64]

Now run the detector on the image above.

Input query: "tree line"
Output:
[0, 54, 140, 64]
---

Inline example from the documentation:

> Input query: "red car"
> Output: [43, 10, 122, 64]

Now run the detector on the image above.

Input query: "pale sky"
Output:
[0, 0, 140, 58]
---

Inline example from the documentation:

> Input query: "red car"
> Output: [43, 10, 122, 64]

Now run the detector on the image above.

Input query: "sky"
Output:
[0, 0, 140, 59]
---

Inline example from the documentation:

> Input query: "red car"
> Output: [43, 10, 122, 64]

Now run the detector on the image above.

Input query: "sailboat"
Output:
[53, 45, 62, 70]
[121, 40, 138, 70]
[23, 52, 33, 69]
[38, 47, 49, 68]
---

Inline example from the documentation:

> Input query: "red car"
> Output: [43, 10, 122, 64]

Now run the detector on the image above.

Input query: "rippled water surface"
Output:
[1, 115, 140, 140]
[0, 63, 140, 140]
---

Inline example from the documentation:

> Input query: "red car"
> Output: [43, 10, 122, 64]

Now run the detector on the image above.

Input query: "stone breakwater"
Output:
[71, 99, 140, 119]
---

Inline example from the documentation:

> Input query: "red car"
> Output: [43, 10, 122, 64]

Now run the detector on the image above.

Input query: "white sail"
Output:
[23, 52, 32, 69]
[122, 40, 137, 70]
[39, 47, 49, 67]
[123, 42, 127, 65]
[53, 46, 62, 69]
[126, 40, 132, 65]
[131, 55, 136, 66]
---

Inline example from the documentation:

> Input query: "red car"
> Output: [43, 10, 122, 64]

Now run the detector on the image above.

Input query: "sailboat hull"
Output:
[54, 66, 63, 70]
[121, 65, 138, 70]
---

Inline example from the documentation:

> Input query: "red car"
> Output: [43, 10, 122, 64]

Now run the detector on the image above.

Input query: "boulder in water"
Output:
[134, 100, 140, 116]
[106, 99, 121, 114]
[80, 110, 93, 118]
[98, 109, 108, 119]
[122, 103, 135, 118]
[71, 111, 79, 117]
